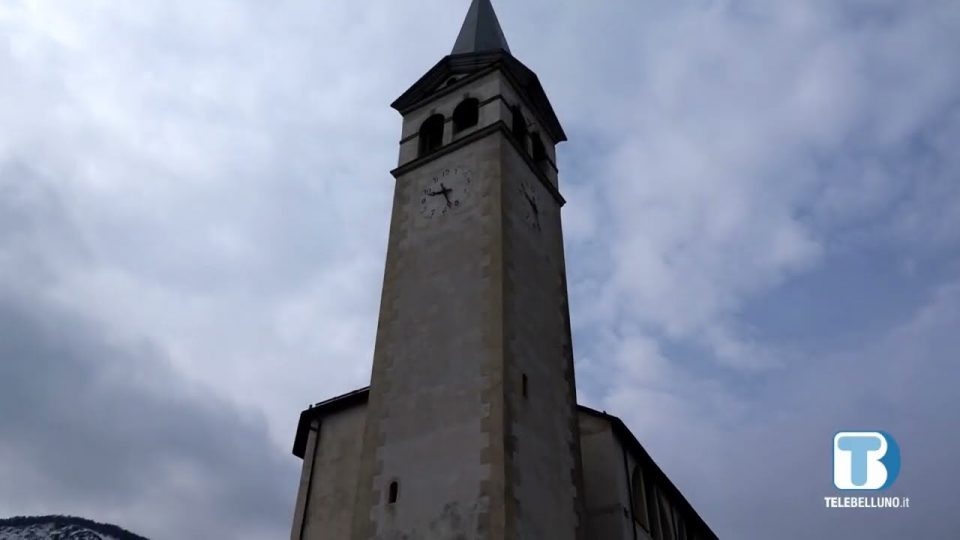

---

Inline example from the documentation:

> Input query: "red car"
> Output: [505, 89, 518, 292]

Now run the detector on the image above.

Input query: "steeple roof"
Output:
[393, 0, 566, 143]
[451, 0, 511, 55]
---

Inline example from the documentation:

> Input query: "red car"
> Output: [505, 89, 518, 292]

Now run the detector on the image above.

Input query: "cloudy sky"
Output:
[1, 0, 959, 538]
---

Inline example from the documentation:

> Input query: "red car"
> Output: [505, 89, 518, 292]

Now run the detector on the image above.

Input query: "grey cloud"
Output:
[599, 279, 960, 539]
[2, 1, 959, 539]
[552, 0, 960, 364]
[0, 167, 295, 538]
[0, 0, 396, 453]
[0, 287, 298, 540]
[550, 0, 960, 537]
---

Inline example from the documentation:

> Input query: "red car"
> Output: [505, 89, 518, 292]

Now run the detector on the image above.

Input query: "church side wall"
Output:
[298, 405, 367, 540]
[622, 450, 656, 540]
[581, 414, 713, 540]
[578, 412, 634, 540]
[291, 420, 320, 540]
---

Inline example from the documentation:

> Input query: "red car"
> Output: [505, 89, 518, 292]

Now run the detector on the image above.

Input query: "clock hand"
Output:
[520, 189, 541, 229]
[525, 193, 538, 213]
[439, 183, 452, 206]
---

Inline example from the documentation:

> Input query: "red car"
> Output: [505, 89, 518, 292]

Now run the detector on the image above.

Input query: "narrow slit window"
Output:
[388, 481, 399, 504]
[522, 373, 529, 398]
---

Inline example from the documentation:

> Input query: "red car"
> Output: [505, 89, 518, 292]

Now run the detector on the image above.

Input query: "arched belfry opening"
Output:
[418, 114, 445, 157]
[531, 132, 547, 162]
[453, 98, 480, 133]
[511, 106, 528, 149]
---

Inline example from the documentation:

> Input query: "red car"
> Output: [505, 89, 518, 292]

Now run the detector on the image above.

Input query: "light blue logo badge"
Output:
[833, 431, 900, 490]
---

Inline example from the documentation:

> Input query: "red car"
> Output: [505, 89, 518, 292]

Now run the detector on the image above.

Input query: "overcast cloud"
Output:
[1, 1, 958, 539]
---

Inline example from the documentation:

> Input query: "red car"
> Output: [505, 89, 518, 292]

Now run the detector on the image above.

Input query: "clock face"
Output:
[419, 166, 473, 218]
[518, 181, 541, 231]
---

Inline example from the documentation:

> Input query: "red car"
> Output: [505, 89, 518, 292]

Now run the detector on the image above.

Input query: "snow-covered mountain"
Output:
[0, 516, 147, 540]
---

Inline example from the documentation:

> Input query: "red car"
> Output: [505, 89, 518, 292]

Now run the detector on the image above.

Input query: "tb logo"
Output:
[833, 432, 900, 490]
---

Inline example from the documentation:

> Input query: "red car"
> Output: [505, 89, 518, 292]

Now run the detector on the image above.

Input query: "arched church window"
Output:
[511, 105, 528, 147]
[418, 114, 445, 157]
[675, 508, 689, 540]
[453, 98, 480, 133]
[388, 481, 399, 504]
[631, 465, 651, 531]
[645, 479, 662, 539]
[657, 487, 677, 540]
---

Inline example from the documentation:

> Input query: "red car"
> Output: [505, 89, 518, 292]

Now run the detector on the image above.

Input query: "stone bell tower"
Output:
[291, 2, 721, 539]
[350, 0, 584, 538]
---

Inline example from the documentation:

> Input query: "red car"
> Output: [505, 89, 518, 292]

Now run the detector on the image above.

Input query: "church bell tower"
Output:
[292, 1, 585, 538]
[291, 5, 722, 538]
[350, 1, 584, 538]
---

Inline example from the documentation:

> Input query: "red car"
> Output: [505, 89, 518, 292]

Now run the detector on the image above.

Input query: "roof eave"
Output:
[391, 52, 567, 144]
[291, 387, 370, 458]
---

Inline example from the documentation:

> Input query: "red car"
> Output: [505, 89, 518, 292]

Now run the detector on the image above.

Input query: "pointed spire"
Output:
[451, 0, 511, 55]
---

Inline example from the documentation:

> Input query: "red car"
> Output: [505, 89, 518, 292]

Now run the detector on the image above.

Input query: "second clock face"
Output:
[419, 166, 473, 218]
[519, 181, 541, 231]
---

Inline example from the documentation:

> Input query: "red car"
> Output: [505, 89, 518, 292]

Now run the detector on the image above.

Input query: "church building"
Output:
[289, 1, 718, 539]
